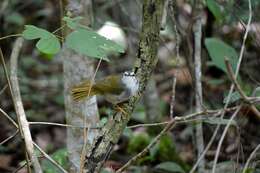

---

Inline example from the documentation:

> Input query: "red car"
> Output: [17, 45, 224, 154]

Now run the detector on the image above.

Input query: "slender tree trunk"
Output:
[61, 1, 99, 172]
[193, 1, 205, 172]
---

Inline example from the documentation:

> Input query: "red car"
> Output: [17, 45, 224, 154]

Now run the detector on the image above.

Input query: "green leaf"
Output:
[65, 28, 124, 60]
[22, 25, 61, 54]
[36, 36, 60, 54]
[22, 25, 50, 39]
[63, 16, 84, 30]
[155, 162, 185, 173]
[205, 38, 238, 74]
[206, 0, 223, 22]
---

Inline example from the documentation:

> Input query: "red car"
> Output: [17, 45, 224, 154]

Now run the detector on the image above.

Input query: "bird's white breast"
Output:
[122, 75, 139, 96]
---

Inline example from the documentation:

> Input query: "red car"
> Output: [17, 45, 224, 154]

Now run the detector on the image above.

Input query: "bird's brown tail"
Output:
[71, 81, 100, 101]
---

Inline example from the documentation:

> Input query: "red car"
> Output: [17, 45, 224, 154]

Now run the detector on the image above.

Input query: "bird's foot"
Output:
[115, 104, 128, 116]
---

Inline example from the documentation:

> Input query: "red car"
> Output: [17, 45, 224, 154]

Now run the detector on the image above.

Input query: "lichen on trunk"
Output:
[82, 0, 165, 172]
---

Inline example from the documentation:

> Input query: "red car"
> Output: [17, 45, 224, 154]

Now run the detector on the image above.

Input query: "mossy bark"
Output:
[83, 0, 165, 172]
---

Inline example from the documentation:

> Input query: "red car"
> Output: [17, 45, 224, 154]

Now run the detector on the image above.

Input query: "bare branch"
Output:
[212, 0, 252, 172]
[193, 11, 205, 173]
[116, 118, 176, 173]
[225, 59, 260, 118]
[0, 130, 19, 145]
[9, 37, 42, 173]
[242, 143, 260, 173]
[29, 121, 100, 129]
[0, 107, 18, 128]
[33, 142, 68, 173]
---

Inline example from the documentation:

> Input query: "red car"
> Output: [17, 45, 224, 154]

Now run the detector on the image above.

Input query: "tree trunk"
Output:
[61, 1, 99, 172]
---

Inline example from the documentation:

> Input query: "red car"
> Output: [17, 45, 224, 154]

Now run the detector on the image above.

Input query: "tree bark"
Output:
[61, 1, 99, 172]
[83, 0, 165, 172]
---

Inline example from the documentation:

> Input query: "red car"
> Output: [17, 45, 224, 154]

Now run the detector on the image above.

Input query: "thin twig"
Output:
[9, 37, 42, 173]
[225, 59, 249, 100]
[242, 143, 260, 173]
[0, 130, 19, 145]
[79, 57, 103, 173]
[225, 59, 260, 118]
[127, 121, 169, 128]
[0, 84, 8, 95]
[212, 106, 242, 172]
[0, 108, 18, 128]
[192, 0, 252, 172]
[29, 121, 100, 129]
[116, 118, 176, 173]
[12, 160, 28, 173]
[212, 0, 252, 172]
[0, 34, 22, 41]
[33, 142, 68, 173]
[117, 105, 241, 172]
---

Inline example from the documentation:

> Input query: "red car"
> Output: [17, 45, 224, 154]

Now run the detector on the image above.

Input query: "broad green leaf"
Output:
[22, 25, 50, 39]
[206, 0, 223, 22]
[22, 25, 61, 54]
[65, 28, 124, 60]
[155, 162, 185, 173]
[223, 91, 241, 104]
[205, 38, 238, 74]
[36, 36, 60, 54]
[203, 117, 237, 126]
[63, 16, 84, 30]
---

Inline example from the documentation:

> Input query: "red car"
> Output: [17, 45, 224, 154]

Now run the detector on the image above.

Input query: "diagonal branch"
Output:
[225, 59, 260, 118]
[83, 0, 165, 172]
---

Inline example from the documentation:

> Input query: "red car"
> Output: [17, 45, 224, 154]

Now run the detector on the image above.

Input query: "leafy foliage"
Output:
[206, 0, 223, 23]
[63, 16, 84, 30]
[22, 25, 61, 54]
[205, 38, 238, 74]
[65, 28, 124, 61]
[22, 16, 125, 60]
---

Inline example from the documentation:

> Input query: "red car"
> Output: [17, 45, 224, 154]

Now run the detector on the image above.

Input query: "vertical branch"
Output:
[193, 3, 205, 173]
[9, 38, 43, 173]
[61, 0, 99, 172]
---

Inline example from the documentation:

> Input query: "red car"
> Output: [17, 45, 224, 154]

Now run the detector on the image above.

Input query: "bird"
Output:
[71, 71, 139, 105]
